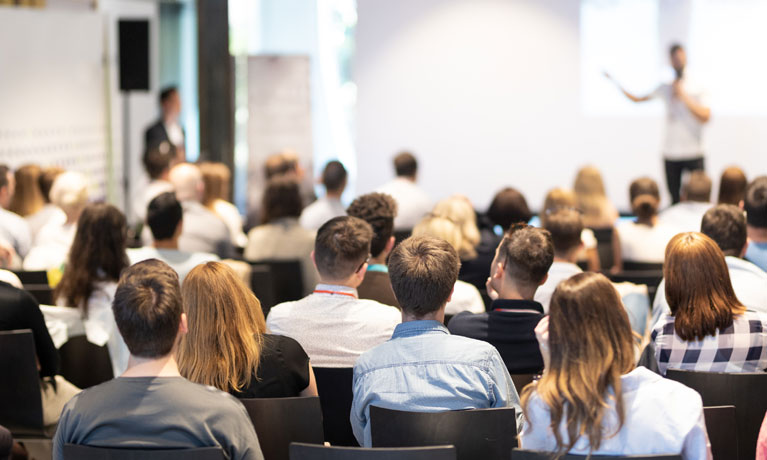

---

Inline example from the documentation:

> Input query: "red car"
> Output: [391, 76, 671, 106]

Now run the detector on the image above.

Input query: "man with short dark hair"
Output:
[299, 160, 348, 230]
[377, 151, 431, 231]
[347, 192, 399, 308]
[145, 86, 185, 160]
[53, 259, 264, 460]
[658, 170, 713, 232]
[350, 235, 521, 447]
[266, 216, 401, 367]
[134, 142, 176, 223]
[449, 225, 553, 374]
[534, 208, 584, 312]
[745, 176, 767, 272]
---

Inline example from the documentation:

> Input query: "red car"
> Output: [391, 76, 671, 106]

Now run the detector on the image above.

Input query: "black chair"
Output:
[590, 227, 615, 271]
[666, 369, 767, 460]
[62, 444, 224, 459]
[58, 335, 114, 389]
[510, 374, 536, 394]
[250, 264, 277, 315]
[704, 405, 738, 460]
[0, 330, 47, 437]
[512, 450, 681, 459]
[23, 284, 53, 305]
[607, 270, 664, 301]
[370, 406, 517, 460]
[312, 368, 357, 446]
[239, 397, 324, 460]
[249, 260, 304, 306]
[11, 270, 48, 285]
[289, 442, 456, 460]
[622, 261, 663, 272]
[393, 230, 412, 247]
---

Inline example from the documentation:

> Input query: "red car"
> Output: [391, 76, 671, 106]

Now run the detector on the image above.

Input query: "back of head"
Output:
[718, 167, 747, 206]
[39, 166, 65, 203]
[159, 86, 178, 106]
[542, 208, 583, 256]
[9, 164, 44, 216]
[143, 142, 176, 180]
[745, 176, 767, 229]
[412, 215, 464, 256]
[314, 216, 373, 280]
[113, 259, 183, 358]
[147, 192, 183, 241]
[487, 187, 533, 231]
[498, 224, 554, 288]
[574, 166, 609, 220]
[49, 171, 90, 216]
[701, 204, 747, 257]
[347, 192, 397, 258]
[169, 162, 203, 203]
[664, 232, 744, 341]
[178, 261, 266, 392]
[393, 151, 417, 177]
[322, 160, 347, 193]
[388, 235, 460, 317]
[682, 170, 712, 203]
[522, 272, 634, 454]
[261, 176, 302, 224]
[542, 187, 577, 214]
[628, 177, 660, 221]
[264, 151, 299, 179]
[430, 196, 480, 260]
[199, 161, 231, 206]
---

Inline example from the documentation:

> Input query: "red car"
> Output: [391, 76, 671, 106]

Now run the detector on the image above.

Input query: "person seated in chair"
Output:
[745, 176, 767, 272]
[658, 170, 713, 233]
[535, 208, 584, 313]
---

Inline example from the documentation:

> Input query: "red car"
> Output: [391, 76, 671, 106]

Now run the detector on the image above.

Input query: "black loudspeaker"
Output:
[118, 19, 150, 91]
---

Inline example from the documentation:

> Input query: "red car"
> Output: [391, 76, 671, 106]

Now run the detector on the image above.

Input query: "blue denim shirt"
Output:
[350, 320, 522, 446]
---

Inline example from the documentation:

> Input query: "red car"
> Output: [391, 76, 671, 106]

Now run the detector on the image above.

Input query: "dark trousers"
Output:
[664, 156, 705, 204]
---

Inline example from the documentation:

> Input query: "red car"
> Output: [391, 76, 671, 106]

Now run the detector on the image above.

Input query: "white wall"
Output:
[354, 0, 767, 212]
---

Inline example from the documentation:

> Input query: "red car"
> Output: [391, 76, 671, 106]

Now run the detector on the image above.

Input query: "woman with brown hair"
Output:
[615, 177, 677, 263]
[178, 261, 317, 398]
[9, 164, 44, 218]
[521, 272, 711, 459]
[651, 232, 767, 375]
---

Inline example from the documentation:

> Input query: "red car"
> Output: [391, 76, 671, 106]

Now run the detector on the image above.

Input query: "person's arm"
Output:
[299, 364, 318, 397]
[681, 407, 713, 460]
[604, 72, 653, 102]
[487, 348, 524, 433]
[20, 290, 60, 377]
[673, 80, 711, 123]
[349, 368, 369, 446]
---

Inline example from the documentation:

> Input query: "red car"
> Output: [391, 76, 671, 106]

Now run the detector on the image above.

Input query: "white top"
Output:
[651, 78, 708, 160]
[23, 221, 77, 271]
[299, 196, 346, 231]
[658, 201, 712, 233]
[376, 178, 432, 231]
[25, 204, 66, 241]
[616, 220, 678, 263]
[135, 179, 174, 223]
[521, 367, 711, 459]
[127, 246, 219, 283]
[165, 120, 185, 148]
[0, 207, 31, 258]
[445, 280, 486, 315]
[212, 200, 248, 248]
[0, 269, 22, 289]
[534, 261, 583, 314]
[266, 283, 401, 368]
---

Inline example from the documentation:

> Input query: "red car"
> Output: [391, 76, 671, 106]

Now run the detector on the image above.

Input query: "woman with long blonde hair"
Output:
[573, 166, 619, 228]
[178, 261, 317, 398]
[198, 161, 247, 248]
[521, 272, 711, 459]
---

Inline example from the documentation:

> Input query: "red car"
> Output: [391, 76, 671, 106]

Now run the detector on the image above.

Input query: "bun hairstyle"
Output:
[629, 177, 660, 221]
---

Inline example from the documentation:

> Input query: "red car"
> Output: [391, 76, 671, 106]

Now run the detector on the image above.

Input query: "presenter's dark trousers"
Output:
[664, 156, 705, 204]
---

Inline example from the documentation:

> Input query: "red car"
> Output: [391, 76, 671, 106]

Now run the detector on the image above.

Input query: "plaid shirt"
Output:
[652, 310, 767, 375]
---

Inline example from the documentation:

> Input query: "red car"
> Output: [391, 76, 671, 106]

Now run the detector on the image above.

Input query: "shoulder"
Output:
[628, 367, 703, 411]
[447, 311, 487, 333]
[354, 299, 401, 319]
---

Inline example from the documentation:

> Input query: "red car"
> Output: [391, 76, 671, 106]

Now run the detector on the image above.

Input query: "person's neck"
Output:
[121, 353, 181, 378]
[402, 310, 444, 324]
[748, 225, 767, 243]
[397, 175, 416, 183]
[325, 191, 343, 200]
[153, 238, 179, 250]
[370, 250, 389, 266]
[318, 276, 359, 290]
[163, 113, 178, 125]
[497, 282, 536, 302]
[553, 252, 578, 264]
[636, 215, 658, 226]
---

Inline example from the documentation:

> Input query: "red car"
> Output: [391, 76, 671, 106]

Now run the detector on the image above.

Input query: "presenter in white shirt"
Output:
[607, 43, 711, 204]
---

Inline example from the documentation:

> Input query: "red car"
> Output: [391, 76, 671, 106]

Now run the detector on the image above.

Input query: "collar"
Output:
[491, 299, 544, 314]
[313, 283, 358, 298]
[391, 320, 448, 339]
[367, 264, 388, 273]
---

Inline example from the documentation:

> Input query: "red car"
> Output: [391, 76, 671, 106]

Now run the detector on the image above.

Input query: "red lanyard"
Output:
[313, 290, 357, 298]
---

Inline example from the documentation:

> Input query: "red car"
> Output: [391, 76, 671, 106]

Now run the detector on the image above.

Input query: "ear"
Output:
[175, 219, 184, 237]
[741, 241, 749, 258]
[310, 250, 318, 271]
[739, 200, 745, 210]
[445, 286, 455, 304]
[385, 236, 396, 254]
[492, 261, 504, 280]
[538, 273, 549, 287]
[179, 312, 189, 335]
[357, 263, 368, 281]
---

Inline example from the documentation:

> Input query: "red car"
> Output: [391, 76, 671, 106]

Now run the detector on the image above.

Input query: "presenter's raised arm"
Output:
[604, 71, 652, 103]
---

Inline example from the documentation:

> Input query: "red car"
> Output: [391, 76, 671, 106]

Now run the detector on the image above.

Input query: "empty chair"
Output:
[58, 335, 114, 389]
[11, 270, 48, 285]
[0, 330, 47, 437]
[23, 284, 54, 305]
[249, 264, 276, 315]
[591, 227, 616, 270]
[240, 397, 324, 460]
[313, 367, 357, 446]
[251, 260, 304, 306]
[622, 262, 664, 272]
[370, 406, 516, 460]
[62, 444, 224, 459]
[703, 406, 738, 460]
[512, 450, 682, 460]
[289, 442, 456, 460]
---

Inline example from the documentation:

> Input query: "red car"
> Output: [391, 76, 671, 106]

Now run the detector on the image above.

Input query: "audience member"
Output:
[245, 177, 319, 294]
[135, 141, 176, 223]
[718, 166, 747, 206]
[520, 272, 711, 459]
[53, 260, 264, 460]
[199, 161, 247, 248]
[616, 177, 677, 263]
[266, 216, 401, 367]
[145, 86, 185, 159]
[541, 187, 600, 271]
[412, 215, 485, 315]
[486, 187, 533, 232]
[377, 151, 432, 231]
[28, 166, 67, 239]
[448, 224, 552, 374]
[658, 170, 712, 232]
[9, 164, 44, 218]
[300, 160, 348, 230]
[178, 261, 317, 398]
[651, 232, 767, 375]
[128, 192, 218, 283]
[347, 192, 400, 308]
[350, 235, 522, 447]
[247, 150, 314, 229]
[535, 208, 584, 312]
[745, 176, 767, 272]
[574, 166, 619, 228]
[54, 203, 131, 376]
[0, 165, 31, 260]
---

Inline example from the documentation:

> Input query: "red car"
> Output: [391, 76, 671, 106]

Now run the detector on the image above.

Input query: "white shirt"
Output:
[521, 367, 711, 459]
[658, 201, 712, 234]
[377, 178, 432, 231]
[135, 179, 174, 223]
[534, 261, 583, 313]
[299, 196, 346, 231]
[164, 120, 185, 148]
[445, 280, 485, 315]
[127, 246, 219, 283]
[25, 204, 66, 241]
[616, 220, 678, 263]
[652, 78, 708, 160]
[0, 207, 31, 258]
[266, 283, 401, 368]
[212, 200, 247, 248]
[23, 221, 77, 271]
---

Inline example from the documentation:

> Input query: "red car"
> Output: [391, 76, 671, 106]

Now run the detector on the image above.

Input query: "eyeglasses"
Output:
[356, 254, 371, 273]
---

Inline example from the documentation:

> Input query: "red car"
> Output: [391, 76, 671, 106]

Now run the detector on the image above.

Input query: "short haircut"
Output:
[147, 192, 183, 240]
[393, 152, 417, 177]
[49, 171, 89, 214]
[113, 259, 183, 358]
[160, 86, 178, 105]
[322, 160, 347, 192]
[487, 187, 533, 230]
[264, 152, 298, 179]
[682, 170, 711, 202]
[0, 165, 8, 190]
[745, 176, 767, 228]
[718, 167, 747, 206]
[498, 224, 554, 287]
[347, 193, 397, 258]
[143, 142, 176, 180]
[388, 235, 460, 317]
[39, 166, 65, 203]
[669, 43, 684, 56]
[261, 176, 303, 224]
[542, 208, 583, 255]
[701, 204, 747, 257]
[314, 216, 373, 280]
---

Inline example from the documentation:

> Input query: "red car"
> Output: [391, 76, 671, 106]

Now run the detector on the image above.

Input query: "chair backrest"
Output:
[393, 230, 411, 247]
[512, 450, 682, 459]
[239, 397, 324, 460]
[312, 368, 357, 446]
[590, 227, 615, 270]
[704, 405, 738, 460]
[23, 284, 54, 306]
[370, 406, 517, 460]
[666, 369, 767, 460]
[11, 270, 48, 285]
[509, 374, 536, 394]
[607, 270, 664, 301]
[622, 261, 663, 272]
[249, 264, 276, 315]
[289, 442, 456, 460]
[58, 335, 114, 389]
[62, 445, 225, 459]
[0, 330, 45, 436]
[251, 260, 304, 306]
